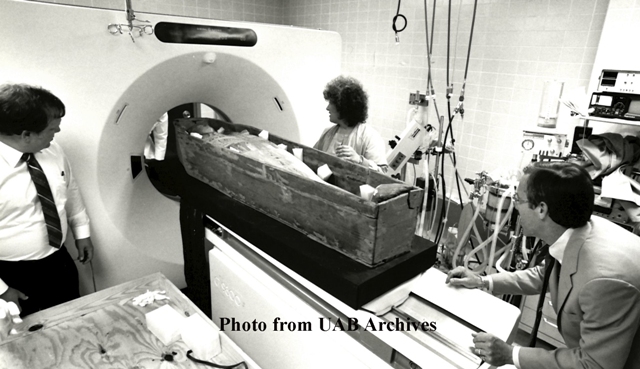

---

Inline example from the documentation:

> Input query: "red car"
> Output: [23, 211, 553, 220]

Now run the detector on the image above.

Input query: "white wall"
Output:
[0, 0, 340, 294]
[284, 0, 610, 191]
[32, 0, 616, 197]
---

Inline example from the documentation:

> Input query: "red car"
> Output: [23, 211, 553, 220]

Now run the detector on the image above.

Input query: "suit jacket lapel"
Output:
[554, 221, 591, 332]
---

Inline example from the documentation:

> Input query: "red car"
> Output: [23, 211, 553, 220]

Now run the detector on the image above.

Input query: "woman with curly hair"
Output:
[313, 76, 388, 173]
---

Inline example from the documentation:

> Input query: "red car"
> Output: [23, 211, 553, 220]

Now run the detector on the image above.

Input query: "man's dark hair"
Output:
[0, 83, 65, 135]
[323, 76, 368, 127]
[523, 162, 594, 228]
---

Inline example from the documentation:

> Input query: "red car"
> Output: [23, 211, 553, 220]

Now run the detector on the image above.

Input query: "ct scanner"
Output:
[1, 2, 522, 368]
[0, 0, 340, 293]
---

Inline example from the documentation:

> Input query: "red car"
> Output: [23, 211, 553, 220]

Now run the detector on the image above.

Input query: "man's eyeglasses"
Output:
[513, 192, 528, 205]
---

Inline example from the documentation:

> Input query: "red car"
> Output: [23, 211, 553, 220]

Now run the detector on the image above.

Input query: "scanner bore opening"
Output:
[144, 102, 231, 200]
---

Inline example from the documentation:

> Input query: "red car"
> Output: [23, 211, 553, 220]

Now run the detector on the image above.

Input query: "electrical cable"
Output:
[438, 123, 461, 239]
[392, 0, 407, 43]
[455, 0, 478, 118]
[439, 120, 463, 217]
[437, 152, 470, 262]
[446, 0, 452, 96]
[186, 350, 247, 369]
[437, 0, 480, 248]
[89, 260, 97, 293]
[453, 158, 464, 208]
[424, 0, 443, 124]
[443, 154, 462, 229]
[448, 125, 465, 207]
[416, 99, 434, 237]
[435, 125, 450, 244]
[443, 0, 479, 175]
[434, 172, 447, 245]
[420, 0, 480, 247]
[427, 171, 440, 238]
[434, 0, 454, 247]
[428, 0, 439, 119]
[423, 0, 432, 93]
[422, 0, 440, 121]
[445, 0, 479, 130]
[428, 113, 445, 241]
[455, 169, 470, 198]
[450, 0, 464, 85]
[430, 0, 436, 55]
[463, 0, 478, 82]
[438, 154, 461, 247]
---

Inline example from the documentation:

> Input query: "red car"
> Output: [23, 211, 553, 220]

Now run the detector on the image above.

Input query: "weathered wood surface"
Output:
[0, 273, 247, 369]
[175, 118, 423, 267]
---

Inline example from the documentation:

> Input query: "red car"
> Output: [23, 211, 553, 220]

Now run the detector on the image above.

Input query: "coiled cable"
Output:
[392, 0, 407, 43]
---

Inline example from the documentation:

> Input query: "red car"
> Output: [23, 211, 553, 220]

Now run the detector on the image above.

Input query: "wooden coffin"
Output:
[174, 118, 424, 267]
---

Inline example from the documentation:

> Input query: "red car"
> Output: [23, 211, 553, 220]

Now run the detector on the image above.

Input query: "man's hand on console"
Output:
[472, 332, 514, 367]
[445, 266, 484, 289]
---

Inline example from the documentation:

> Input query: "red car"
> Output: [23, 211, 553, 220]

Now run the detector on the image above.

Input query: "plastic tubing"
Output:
[485, 186, 514, 275]
[452, 196, 481, 269]
[416, 149, 430, 236]
[472, 217, 483, 248]
[496, 242, 512, 273]
[439, 154, 460, 246]
[460, 200, 485, 268]
[521, 235, 529, 262]
[427, 171, 439, 239]
[464, 236, 493, 273]
[497, 219, 523, 273]
[471, 217, 487, 266]
[433, 172, 446, 245]
[463, 236, 489, 272]
[461, 188, 513, 273]
[403, 107, 419, 185]
[463, 211, 511, 273]
[420, 102, 435, 238]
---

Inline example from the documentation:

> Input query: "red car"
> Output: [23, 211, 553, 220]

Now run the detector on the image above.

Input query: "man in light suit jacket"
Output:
[446, 161, 640, 369]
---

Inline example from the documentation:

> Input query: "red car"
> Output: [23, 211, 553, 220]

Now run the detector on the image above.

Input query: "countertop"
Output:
[0, 272, 254, 369]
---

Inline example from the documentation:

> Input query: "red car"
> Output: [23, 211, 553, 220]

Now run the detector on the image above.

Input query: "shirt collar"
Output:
[548, 226, 580, 264]
[0, 140, 25, 168]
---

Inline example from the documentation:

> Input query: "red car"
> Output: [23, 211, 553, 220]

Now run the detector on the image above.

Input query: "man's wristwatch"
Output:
[479, 275, 490, 289]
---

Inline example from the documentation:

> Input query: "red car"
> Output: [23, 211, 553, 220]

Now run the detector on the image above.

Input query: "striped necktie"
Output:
[22, 153, 63, 248]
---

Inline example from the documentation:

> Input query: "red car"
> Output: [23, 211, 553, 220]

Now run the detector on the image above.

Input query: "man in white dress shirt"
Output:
[0, 83, 94, 318]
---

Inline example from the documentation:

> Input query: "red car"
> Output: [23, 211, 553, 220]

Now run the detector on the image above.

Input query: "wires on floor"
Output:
[186, 350, 247, 369]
